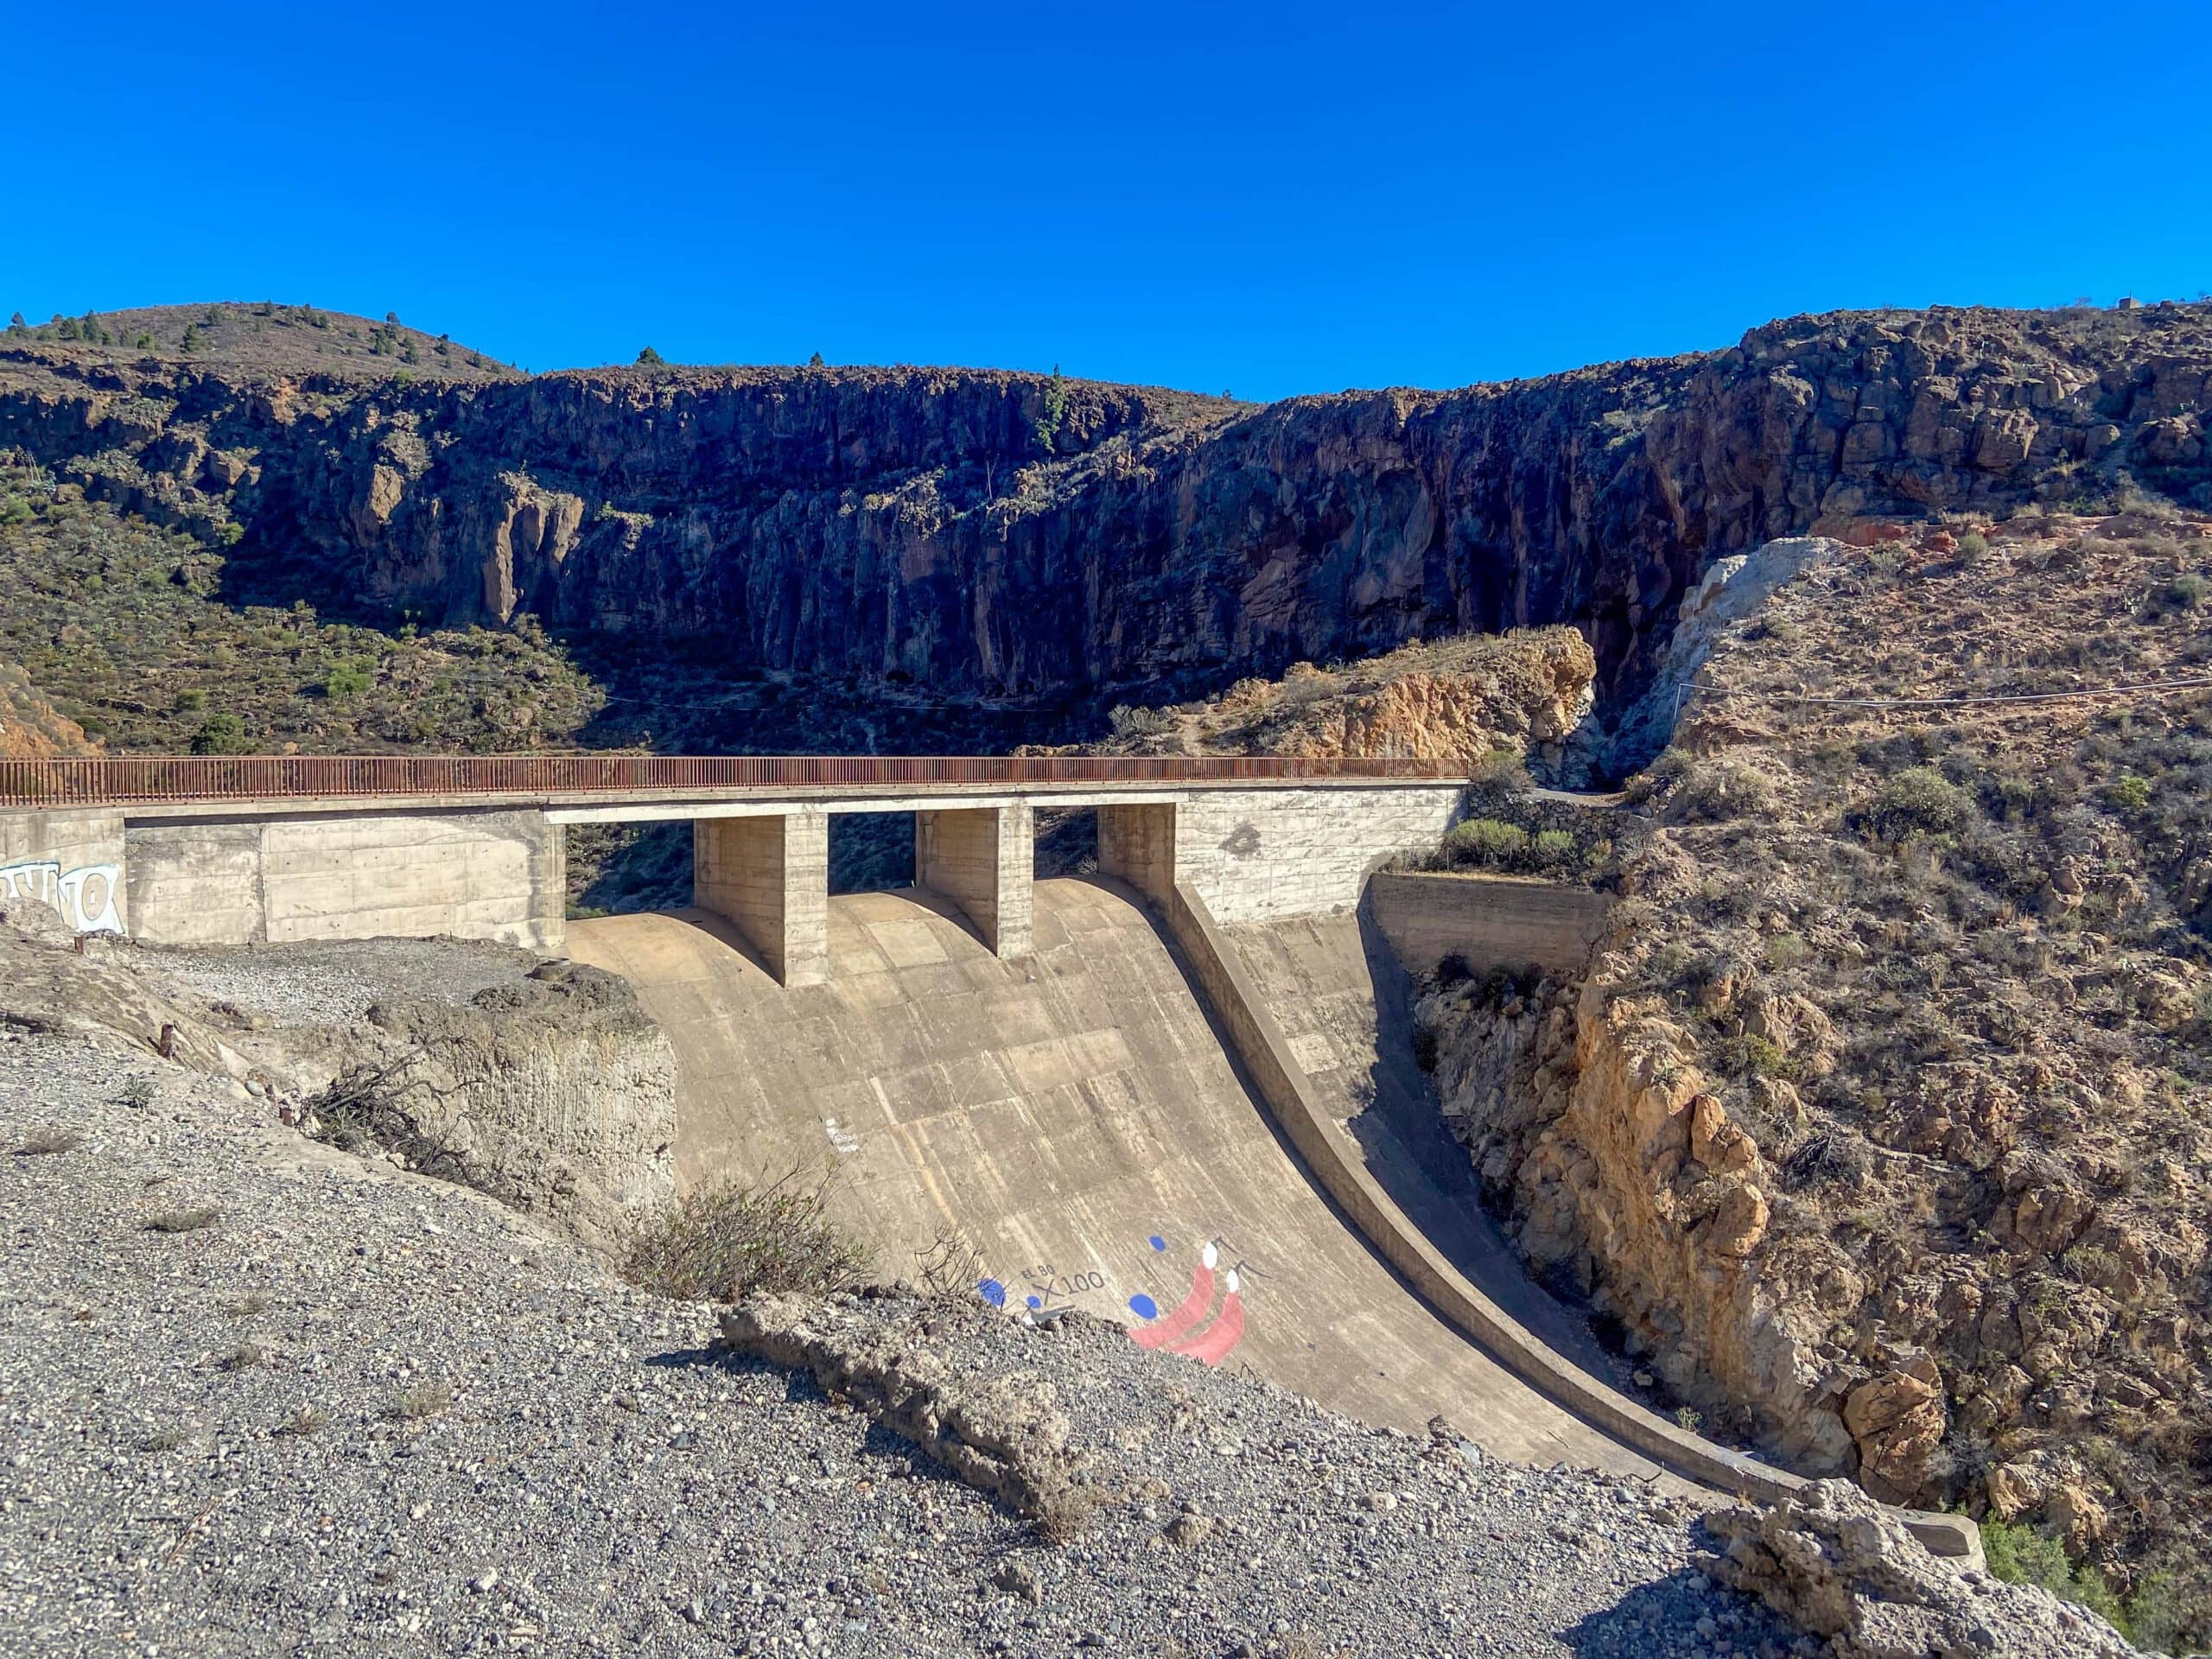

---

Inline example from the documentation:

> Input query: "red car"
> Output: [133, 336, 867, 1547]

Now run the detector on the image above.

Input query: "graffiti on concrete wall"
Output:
[1125, 1238, 1248, 1366]
[976, 1233, 1255, 1368]
[0, 858, 124, 935]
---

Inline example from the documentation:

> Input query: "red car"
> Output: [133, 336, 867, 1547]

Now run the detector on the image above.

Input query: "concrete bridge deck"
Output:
[0, 755, 1476, 981]
[0, 753, 1461, 813]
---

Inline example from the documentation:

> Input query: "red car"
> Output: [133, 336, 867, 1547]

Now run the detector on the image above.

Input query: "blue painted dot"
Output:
[1128, 1293, 1159, 1320]
[977, 1278, 1007, 1308]
[1025, 1294, 1042, 1310]
[1147, 1235, 1166, 1252]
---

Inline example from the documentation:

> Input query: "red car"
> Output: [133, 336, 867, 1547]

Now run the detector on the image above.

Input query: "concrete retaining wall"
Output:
[126, 809, 564, 951]
[1159, 876, 1979, 1560]
[0, 808, 127, 933]
[1367, 871, 1611, 977]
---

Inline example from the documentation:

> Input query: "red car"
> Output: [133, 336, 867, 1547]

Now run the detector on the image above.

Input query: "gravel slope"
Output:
[0, 1015, 1827, 1659]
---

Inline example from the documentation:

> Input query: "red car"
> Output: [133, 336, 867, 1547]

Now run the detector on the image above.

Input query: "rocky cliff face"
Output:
[4, 302, 2206, 708]
[1054, 625, 1597, 768]
[1412, 511, 2212, 1644]
[0, 660, 92, 759]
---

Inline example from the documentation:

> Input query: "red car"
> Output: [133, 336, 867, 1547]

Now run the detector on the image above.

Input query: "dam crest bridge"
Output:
[0, 753, 1466, 971]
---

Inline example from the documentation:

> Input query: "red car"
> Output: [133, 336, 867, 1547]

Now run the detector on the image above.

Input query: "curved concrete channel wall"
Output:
[571, 882, 1678, 1482]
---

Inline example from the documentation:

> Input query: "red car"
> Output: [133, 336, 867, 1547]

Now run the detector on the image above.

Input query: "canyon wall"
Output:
[3, 302, 2207, 702]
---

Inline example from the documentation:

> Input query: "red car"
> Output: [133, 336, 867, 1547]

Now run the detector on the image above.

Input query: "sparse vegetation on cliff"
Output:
[1062, 628, 1598, 767]
[0, 461, 604, 753]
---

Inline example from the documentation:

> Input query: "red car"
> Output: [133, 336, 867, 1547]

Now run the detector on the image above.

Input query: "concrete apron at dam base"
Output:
[572, 876, 1677, 1485]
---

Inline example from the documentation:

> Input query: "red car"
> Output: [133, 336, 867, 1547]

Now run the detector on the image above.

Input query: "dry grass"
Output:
[620, 1172, 872, 1303]
[389, 1379, 454, 1421]
[13, 1126, 82, 1156]
[220, 1341, 265, 1372]
[143, 1205, 221, 1234]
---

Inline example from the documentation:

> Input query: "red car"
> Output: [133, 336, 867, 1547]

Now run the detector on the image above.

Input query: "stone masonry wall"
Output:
[1175, 785, 1464, 925]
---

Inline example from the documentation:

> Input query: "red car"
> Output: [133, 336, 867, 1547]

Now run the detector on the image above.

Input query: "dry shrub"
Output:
[390, 1378, 454, 1421]
[14, 1126, 82, 1156]
[143, 1205, 221, 1234]
[621, 1171, 871, 1302]
[1666, 756, 1777, 823]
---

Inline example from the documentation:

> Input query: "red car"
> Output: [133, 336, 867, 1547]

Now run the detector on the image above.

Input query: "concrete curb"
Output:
[1160, 878, 1981, 1564]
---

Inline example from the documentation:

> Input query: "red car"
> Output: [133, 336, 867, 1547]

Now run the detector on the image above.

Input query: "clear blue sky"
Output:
[8, 2, 2207, 400]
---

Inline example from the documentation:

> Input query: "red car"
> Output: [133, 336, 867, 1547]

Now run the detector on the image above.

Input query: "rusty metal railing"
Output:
[0, 753, 1465, 807]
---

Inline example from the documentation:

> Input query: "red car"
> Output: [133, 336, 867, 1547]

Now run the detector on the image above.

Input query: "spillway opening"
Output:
[567, 821, 692, 918]
[1033, 804, 1098, 877]
[830, 810, 917, 893]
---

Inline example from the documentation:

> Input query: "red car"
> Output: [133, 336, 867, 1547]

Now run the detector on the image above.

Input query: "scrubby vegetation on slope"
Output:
[1410, 510, 2212, 1649]
[4, 301, 516, 379]
[0, 461, 603, 754]
[1077, 628, 1597, 766]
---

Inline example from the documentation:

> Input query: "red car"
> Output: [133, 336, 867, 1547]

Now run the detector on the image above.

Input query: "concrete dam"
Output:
[0, 752, 1977, 1550]
[569, 877, 1649, 1475]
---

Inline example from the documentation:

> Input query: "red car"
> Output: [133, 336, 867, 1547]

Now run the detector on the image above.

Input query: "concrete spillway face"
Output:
[569, 878, 1665, 1481]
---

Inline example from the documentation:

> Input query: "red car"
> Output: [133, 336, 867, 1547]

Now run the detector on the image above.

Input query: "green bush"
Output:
[1866, 766, 1976, 840]
[1442, 817, 1529, 867]
[1712, 1033, 1793, 1079]
[1980, 1517, 2133, 1637]
[1531, 829, 1576, 868]
[2107, 772, 2153, 811]
[188, 713, 253, 754]
[323, 661, 372, 702]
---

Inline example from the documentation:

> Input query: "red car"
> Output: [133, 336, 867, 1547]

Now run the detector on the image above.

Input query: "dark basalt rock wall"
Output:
[4, 302, 2206, 703]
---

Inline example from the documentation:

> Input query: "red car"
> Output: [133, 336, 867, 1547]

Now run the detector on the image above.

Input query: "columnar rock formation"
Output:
[4, 302, 2206, 704]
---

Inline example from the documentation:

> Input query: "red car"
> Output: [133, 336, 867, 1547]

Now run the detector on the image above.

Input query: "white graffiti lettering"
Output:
[0, 858, 124, 935]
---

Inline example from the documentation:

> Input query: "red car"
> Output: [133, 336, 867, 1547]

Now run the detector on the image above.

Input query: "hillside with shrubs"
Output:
[1410, 510, 2212, 1649]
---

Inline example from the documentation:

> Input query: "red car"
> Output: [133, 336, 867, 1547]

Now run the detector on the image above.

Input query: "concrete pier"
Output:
[913, 802, 1033, 958]
[693, 809, 830, 987]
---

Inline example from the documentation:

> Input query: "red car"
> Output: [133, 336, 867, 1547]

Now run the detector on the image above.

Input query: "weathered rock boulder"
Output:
[718, 1293, 1090, 1524]
[1700, 1480, 2134, 1659]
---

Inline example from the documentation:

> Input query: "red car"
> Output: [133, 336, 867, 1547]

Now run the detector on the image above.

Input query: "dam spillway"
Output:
[569, 876, 1669, 1481]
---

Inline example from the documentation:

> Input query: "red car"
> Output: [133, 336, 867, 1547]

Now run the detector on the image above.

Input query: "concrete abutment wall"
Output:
[0, 808, 126, 933]
[1366, 870, 1613, 978]
[122, 809, 565, 950]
